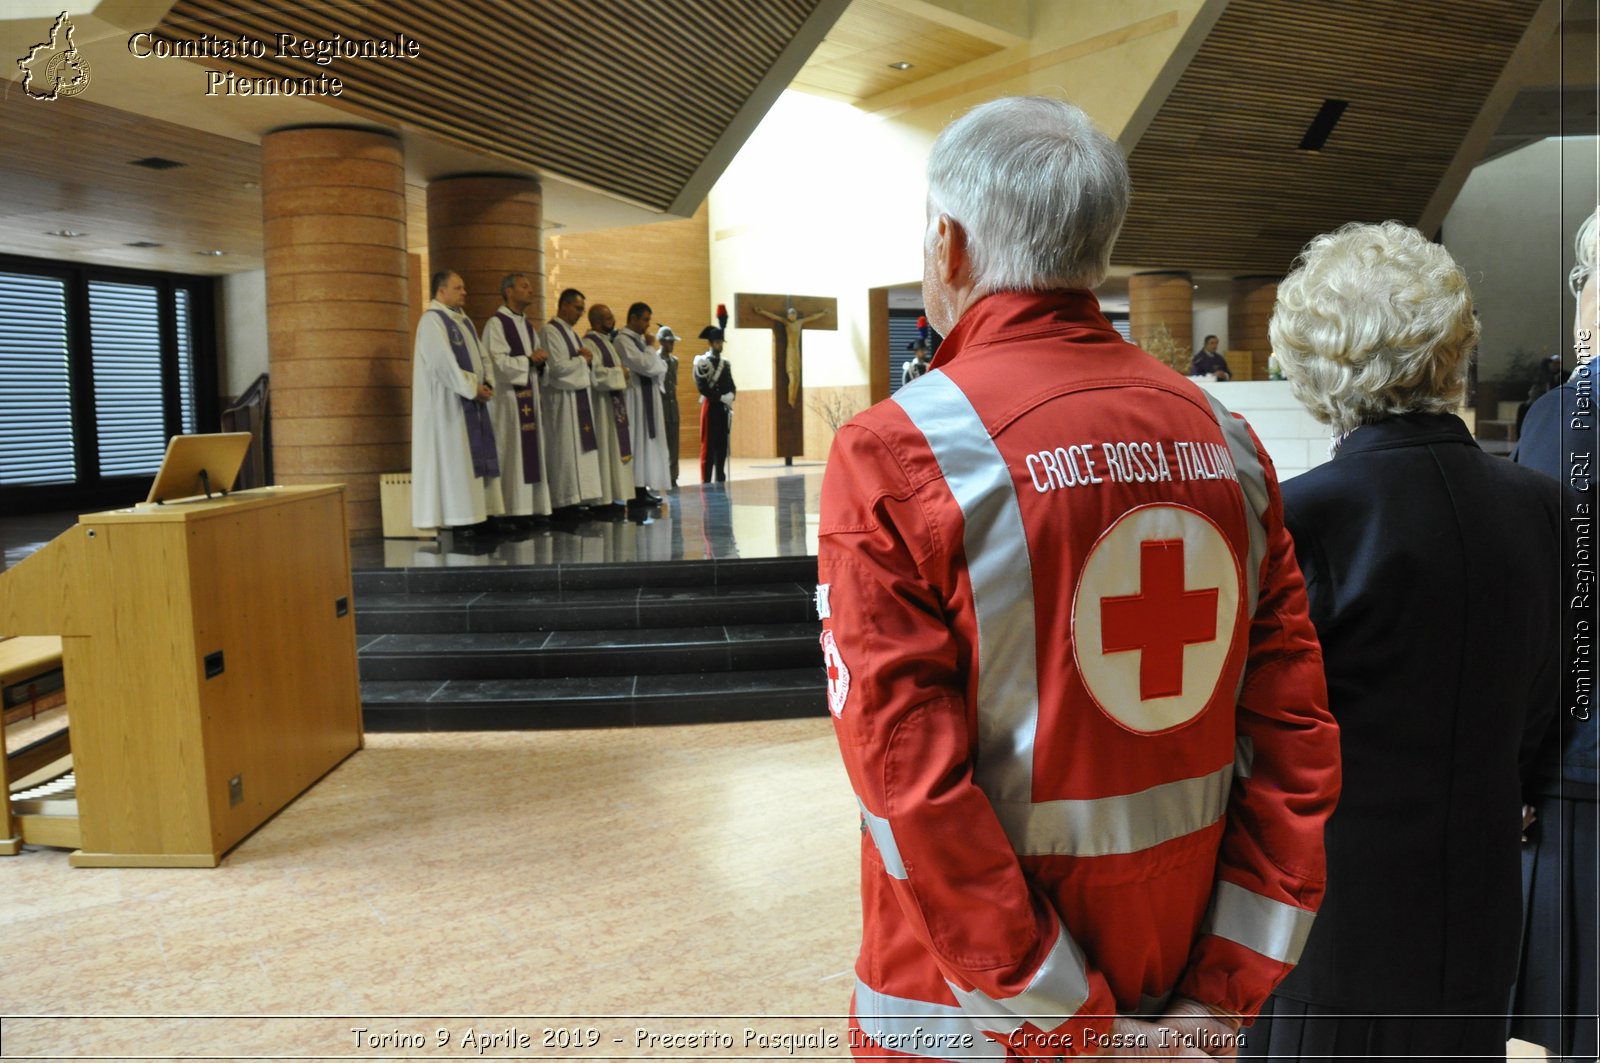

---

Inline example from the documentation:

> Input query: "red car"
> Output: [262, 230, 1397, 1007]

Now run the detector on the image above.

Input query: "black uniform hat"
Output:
[698, 326, 725, 342]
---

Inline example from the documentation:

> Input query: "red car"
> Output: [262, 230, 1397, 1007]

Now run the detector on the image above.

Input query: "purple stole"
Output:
[429, 309, 499, 479]
[588, 331, 632, 462]
[620, 330, 658, 438]
[551, 321, 598, 453]
[495, 310, 542, 484]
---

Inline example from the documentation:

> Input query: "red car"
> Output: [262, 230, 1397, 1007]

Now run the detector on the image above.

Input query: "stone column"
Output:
[425, 175, 544, 327]
[262, 125, 409, 537]
[1128, 271, 1194, 372]
[1230, 276, 1280, 381]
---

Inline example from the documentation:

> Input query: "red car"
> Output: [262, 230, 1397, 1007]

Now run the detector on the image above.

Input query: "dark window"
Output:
[0, 255, 218, 513]
[0, 271, 75, 486]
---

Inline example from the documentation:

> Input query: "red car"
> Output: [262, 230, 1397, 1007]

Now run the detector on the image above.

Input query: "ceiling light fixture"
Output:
[888, 61, 913, 71]
[197, 249, 227, 256]
[46, 229, 87, 238]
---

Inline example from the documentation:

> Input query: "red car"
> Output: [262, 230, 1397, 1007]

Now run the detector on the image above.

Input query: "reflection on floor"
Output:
[358, 470, 822, 571]
[0, 459, 827, 573]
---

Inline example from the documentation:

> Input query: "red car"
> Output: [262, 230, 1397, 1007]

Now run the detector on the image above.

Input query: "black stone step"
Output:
[351, 556, 816, 596]
[360, 666, 828, 731]
[354, 581, 817, 635]
[357, 622, 822, 681]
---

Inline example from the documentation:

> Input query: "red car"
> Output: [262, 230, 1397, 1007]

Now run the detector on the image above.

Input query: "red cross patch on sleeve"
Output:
[820, 628, 851, 718]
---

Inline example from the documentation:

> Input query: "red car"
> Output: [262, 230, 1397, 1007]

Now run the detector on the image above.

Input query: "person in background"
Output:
[1243, 221, 1561, 1062]
[694, 326, 735, 483]
[538, 287, 602, 519]
[480, 272, 552, 522]
[656, 325, 682, 488]
[615, 301, 668, 508]
[901, 338, 931, 386]
[411, 269, 502, 534]
[1190, 334, 1231, 380]
[583, 303, 631, 514]
[1509, 207, 1599, 1063]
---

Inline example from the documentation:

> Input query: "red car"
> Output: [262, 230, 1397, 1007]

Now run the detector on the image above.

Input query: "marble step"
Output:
[357, 622, 822, 680]
[353, 581, 818, 635]
[360, 666, 827, 731]
[351, 556, 816, 596]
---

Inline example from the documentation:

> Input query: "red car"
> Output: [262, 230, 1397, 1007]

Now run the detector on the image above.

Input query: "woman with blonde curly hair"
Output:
[1241, 222, 1562, 1063]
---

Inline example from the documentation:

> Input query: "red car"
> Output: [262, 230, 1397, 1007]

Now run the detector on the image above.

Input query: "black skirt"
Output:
[1510, 793, 1599, 1060]
[1240, 996, 1507, 1063]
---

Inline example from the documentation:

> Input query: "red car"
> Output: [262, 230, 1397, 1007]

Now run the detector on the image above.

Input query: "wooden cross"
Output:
[733, 292, 837, 460]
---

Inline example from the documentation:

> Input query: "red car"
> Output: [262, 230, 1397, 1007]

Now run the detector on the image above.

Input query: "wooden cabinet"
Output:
[0, 486, 363, 867]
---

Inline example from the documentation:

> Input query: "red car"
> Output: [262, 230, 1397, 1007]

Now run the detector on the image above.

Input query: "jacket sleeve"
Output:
[1176, 439, 1340, 1019]
[819, 422, 1119, 1059]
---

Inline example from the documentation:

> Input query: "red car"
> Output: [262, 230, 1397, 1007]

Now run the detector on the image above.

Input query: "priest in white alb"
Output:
[481, 272, 552, 519]
[583, 303, 632, 511]
[538, 287, 603, 517]
[411, 269, 503, 532]
[615, 301, 668, 505]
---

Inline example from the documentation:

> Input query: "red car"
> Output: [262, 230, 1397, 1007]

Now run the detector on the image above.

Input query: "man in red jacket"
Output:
[818, 96, 1341, 1061]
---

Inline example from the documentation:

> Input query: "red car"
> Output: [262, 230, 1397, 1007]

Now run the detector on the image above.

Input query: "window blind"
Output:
[0, 272, 75, 486]
[89, 280, 167, 477]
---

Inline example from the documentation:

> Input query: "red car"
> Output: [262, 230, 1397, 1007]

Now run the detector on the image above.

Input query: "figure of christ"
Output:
[754, 304, 827, 406]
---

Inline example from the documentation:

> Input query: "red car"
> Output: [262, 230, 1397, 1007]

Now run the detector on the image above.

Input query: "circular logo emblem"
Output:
[1072, 504, 1241, 734]
[45, 50, 91, 98]
[821, 629, 850, 718]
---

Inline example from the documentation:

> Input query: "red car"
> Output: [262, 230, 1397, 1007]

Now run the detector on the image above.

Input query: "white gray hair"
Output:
[1571, 208, 1598, 295]
[1270, 221, 1478, 435]
[926, 95, 1129, 293]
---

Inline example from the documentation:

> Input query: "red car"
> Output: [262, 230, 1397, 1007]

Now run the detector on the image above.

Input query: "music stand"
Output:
[145, 433, 254, 505]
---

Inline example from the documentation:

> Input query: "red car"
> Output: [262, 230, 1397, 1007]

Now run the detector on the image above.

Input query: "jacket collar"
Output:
[929, 289, 1116, 371]
[1334, 411, 1478, 458]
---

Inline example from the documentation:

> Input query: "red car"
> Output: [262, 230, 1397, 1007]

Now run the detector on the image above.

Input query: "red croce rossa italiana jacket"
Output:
[818, 290, 1340, 1061]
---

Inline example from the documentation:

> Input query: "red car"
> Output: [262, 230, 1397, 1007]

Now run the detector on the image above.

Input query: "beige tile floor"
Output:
[0, 711, 1555, 1062]
[0, 718, 863, 1061]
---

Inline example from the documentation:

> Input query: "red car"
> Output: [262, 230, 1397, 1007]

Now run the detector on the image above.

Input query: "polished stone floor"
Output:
[0, 458, 826, 573]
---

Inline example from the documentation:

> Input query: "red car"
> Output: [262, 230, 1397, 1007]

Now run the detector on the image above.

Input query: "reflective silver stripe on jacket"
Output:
[854, 980, 1006, 1060]
[945, 917, 1094, 1033]
[991, 764, 1231, 857]
[1201, 391, 1269, 626]
[892, 371, 1042, 807]
[1202, 880, 1316, 964]
[858, 796, 908, 879]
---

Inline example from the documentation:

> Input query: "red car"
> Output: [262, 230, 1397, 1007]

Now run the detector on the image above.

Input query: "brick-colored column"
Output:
[262, 126, 409, 537]
[1129, 271, 1194, 372]
[1230, 276, 1279, 381]
[426, 175, 544, 327]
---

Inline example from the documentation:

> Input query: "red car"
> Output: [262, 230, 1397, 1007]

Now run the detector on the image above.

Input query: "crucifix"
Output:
[734, 292, 837, 461]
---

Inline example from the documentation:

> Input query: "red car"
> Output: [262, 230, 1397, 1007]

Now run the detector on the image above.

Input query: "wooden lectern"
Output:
[0, 485, 364, 867]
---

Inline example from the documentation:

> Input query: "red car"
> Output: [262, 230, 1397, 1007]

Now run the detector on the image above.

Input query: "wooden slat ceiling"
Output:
[154, 0, 841, 215]
[790, 0, 1003, 101]
[0, 90, 264, 275]
[1114, 0, 1546, 276]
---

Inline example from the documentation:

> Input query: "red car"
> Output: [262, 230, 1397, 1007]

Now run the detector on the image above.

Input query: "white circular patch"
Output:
[821, 629, 851, 718]
[1072, 504, 1242, 734]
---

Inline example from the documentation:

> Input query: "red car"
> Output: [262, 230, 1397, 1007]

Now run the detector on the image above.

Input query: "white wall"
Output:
[708, 91, 933, 392]
[220, 268, 268, 399]
[1443, 137, 1599, 381]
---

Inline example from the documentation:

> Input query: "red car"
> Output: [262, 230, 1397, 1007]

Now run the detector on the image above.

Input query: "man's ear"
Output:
[936, 214, 968, 285]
